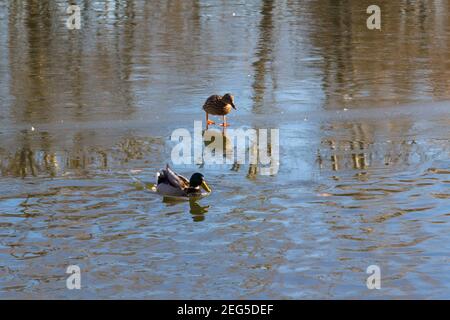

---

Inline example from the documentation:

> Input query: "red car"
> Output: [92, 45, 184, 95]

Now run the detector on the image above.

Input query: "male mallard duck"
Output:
[203, 93, 236, 127]
[156, 165, 211, 197]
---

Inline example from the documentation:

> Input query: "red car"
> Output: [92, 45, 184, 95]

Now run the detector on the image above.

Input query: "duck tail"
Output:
[157, 167, 167, 185]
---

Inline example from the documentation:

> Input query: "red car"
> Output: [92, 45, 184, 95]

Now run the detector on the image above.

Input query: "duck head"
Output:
[189, 173, 212, 193]
[222, 93, 236, 110]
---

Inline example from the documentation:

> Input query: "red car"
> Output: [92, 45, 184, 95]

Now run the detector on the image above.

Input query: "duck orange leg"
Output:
[219, 115, 229, 127]
[206, 112, 215, 125]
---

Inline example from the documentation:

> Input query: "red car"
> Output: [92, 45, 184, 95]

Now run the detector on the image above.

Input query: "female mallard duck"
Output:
[156, 165, 211, 198]
[203, 93, 236, 127]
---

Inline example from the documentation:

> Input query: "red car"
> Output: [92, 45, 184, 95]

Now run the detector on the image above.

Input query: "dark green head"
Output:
[189, 173, 212, 193]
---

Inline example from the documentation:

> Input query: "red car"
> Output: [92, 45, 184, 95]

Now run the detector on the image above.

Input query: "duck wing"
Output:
[202, 95, 221, 110]
[204, 95, 222, 104]
[161, 165, 189, 190]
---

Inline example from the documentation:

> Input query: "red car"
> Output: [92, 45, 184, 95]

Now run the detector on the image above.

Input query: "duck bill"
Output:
[231, 102, 236, 110]
[201, 181, 212, 193]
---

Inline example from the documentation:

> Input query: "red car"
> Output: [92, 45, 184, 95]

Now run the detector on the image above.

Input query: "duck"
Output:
[156, 165, 211, 198]
[203, 93, 236, 127]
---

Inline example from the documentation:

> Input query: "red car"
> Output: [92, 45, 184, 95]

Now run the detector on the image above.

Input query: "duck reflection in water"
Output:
[189, 199, 210, 222]
[203, 127, 271, 177]
[202, 127, 234, 162]
[162, 196, 210, 222]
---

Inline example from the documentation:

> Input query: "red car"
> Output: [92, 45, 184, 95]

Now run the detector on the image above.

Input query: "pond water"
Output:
[0, 0, 449, 299]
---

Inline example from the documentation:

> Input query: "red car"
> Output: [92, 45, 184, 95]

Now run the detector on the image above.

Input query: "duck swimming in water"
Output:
[156, 165, 211, 198]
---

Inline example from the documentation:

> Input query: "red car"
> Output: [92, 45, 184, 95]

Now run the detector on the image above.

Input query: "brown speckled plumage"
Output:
[203, 93, 236, 126]
[203, 94, 233, 115]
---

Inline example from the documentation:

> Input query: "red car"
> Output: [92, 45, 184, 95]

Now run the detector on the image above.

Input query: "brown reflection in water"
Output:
[7, 0, 138, 124]
[0, 134, 161, 178]
[305, 0, 450, 107]
[252, 0, 276, 112]
[320, 120, 420, 172]
[2, 0, 450, 128]
[322, 138, 396, 172]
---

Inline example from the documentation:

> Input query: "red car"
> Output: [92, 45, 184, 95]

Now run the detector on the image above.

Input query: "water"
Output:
[0, 0, 450, 299]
